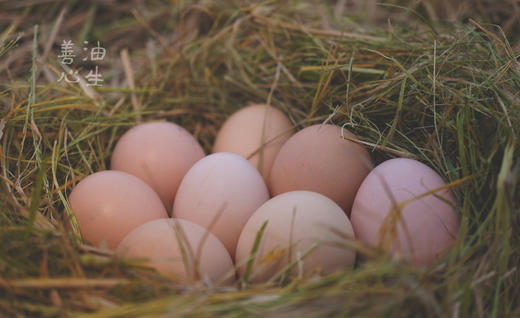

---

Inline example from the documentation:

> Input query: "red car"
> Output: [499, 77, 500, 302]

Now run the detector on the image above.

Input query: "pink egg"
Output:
[213, 104, 294, 184]
[116, 219, 235, 284]
[69, 171, 168, 249]
[350, 158, 459, 265]
[235, 191, 356, 283]
[111, 121, 205, 212]
[269, 124, 372, 213]
[172, 152, 269, 258]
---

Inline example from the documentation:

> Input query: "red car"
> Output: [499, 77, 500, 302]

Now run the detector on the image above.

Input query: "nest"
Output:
[0, 1, 518, 317]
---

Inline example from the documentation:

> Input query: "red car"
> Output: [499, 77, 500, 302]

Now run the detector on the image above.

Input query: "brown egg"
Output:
[116, 218, 235, 284]
[235, 191, 356, 283]
[173, 152, 269, 258]
[69, 171, 168, 249]
[213, 104, 294, 184]
[351, 158, 459, 265]
[269, 124, 371, 213]
[111, 121, 205, 211]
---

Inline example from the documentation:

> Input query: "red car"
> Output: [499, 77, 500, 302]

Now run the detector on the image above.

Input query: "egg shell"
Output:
[69, 170, 168, 249]
[350, 158, 459, 265]
[172, 152, 269, 258]
[269, 124, 372, 213]
[116, 219, 234, 284]
[235, 191, 356, 283]
[213, 104, 294, 184]
[110, 121, 205, 212]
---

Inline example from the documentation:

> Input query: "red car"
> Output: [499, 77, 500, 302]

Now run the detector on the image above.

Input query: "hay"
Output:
[0, 0, 518, 317]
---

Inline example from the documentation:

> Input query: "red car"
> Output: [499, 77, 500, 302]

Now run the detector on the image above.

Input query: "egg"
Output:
[213, 104, 294, 184]
[69, 171, 168, 249]
[172, 152, 269, 257]
[111, 121, 205, 211]
[269, 124, 371, 213]
[235, 191, 356, 283]
[350, 158, 459, 265]
[116, 219, 234, 284]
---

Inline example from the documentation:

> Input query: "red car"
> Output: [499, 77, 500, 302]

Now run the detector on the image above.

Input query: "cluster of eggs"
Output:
[68, 104, 459, 284]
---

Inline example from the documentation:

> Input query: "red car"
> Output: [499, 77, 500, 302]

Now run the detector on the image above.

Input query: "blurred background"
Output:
[1, 0, 519, 87]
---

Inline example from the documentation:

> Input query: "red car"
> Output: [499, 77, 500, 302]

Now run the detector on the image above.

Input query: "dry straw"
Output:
[0, 0, 518, 317]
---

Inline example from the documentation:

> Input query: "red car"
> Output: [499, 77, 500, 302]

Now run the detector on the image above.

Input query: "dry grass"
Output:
[0, 0, 519, 317]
